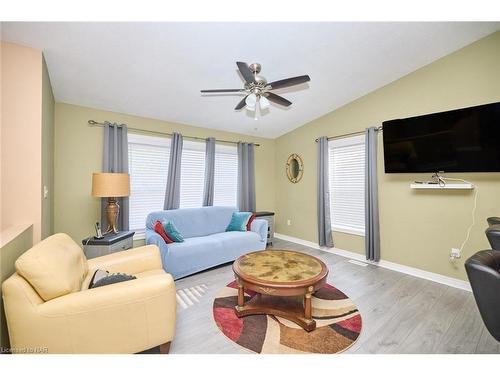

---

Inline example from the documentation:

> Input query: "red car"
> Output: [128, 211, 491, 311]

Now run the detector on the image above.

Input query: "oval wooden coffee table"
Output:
[232, 249, 328, 332]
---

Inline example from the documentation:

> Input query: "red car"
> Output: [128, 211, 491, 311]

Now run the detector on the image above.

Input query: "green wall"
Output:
[274, 31, 500, 280]
[54, 104, 276, 244]
[52, 31, 500, 282]
[41, 56, 55, 239]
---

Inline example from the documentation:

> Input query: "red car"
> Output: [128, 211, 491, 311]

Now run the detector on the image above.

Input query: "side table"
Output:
[254, 211, 275, 246]
[82, 231, 135, 259]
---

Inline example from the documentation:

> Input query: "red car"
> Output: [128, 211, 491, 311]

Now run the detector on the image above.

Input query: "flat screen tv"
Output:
[382, 102, 500, 173]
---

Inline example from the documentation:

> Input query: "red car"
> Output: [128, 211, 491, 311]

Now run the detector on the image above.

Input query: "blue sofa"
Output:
[145, 206, 268, 279]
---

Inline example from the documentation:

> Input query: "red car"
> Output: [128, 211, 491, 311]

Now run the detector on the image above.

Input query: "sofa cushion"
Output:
[157, 228, 265, 280]
[162, 235, 224, 276]
[146, 206, 236, 238]
[15, 233, 88, 301]
[209, 231, 261, 250]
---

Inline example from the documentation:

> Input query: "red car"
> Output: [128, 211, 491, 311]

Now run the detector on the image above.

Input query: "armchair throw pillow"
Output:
[88, 269, 137, 289]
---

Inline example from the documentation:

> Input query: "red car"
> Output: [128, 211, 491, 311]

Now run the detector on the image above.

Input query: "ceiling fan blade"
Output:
[201, 89, 244, 93]
[265, 92, 292, 107]
[268, 75, 310, 90]
[234, 95, 248, 110]
[236, 61, 255, 84]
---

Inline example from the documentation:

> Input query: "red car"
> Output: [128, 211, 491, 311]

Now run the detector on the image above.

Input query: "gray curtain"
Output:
[164, 132, 183, 210]
[365, 127, 380, 261]
[202, 137, 216, 206]
[237, 142, 256, 212]
[317, 136, 333, 247]
[101, 122, 129, 231]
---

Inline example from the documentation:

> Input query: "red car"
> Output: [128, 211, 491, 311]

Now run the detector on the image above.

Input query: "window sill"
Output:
[332, 226, 365, 237]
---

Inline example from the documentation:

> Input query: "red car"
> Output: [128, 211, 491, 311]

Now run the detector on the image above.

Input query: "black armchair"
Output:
[487, 217, 500, 226]
[465, 250, 500, 342]
[486, 217, 500, 250]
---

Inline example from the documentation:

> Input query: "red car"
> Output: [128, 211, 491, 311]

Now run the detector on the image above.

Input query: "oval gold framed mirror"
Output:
[286, 154, 304, 183]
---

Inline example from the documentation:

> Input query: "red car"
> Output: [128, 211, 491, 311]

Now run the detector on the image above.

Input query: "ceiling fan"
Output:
[201, 62, 310, 112]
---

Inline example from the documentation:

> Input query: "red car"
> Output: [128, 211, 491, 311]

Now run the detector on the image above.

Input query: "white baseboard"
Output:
[274, 232, 471, 292]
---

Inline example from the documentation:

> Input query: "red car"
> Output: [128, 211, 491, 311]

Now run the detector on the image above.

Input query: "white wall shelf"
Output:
[410, 183, 474, 190]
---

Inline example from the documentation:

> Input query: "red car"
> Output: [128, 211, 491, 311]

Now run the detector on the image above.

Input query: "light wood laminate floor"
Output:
[169, 238, 500, 354]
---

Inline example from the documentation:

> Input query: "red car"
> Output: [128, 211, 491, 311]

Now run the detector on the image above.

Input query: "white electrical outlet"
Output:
[287, 219, 291, 226]
[450, 248, 461, 259]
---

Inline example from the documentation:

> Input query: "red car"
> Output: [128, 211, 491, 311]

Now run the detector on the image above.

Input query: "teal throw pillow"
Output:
[162, 221, 184, 242]
[226, 212, 252, 232]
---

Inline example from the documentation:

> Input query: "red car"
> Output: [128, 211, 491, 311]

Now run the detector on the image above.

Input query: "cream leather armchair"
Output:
[2, 233, 176, 354]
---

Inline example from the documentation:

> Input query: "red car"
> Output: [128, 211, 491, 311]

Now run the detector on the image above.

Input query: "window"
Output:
[128, 135, 239, 235]
[328, 134, 365, 236]
[128, 133, 170, 234]
[213, 144, 238, 207]
[179, 140, 206, 208]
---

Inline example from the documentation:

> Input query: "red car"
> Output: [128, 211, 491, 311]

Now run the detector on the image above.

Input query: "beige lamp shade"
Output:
[91, 173, 130, 197]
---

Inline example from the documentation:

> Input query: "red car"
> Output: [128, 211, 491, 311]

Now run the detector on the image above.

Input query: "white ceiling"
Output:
[2, 22, 499, 138]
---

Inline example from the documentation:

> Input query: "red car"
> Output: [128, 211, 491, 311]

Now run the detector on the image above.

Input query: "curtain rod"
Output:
[314, 126, 383, 142]
[87, 120, 261, 147]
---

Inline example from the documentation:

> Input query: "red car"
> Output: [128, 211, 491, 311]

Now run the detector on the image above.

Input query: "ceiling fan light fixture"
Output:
[260, 96, 270, 110]
[245, 93, 257, 107]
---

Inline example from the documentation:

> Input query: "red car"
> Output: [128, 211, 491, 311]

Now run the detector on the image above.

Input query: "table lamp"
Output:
[91, 172, 130, 234]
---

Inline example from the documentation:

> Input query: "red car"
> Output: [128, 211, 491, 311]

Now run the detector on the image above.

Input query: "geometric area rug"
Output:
[212, 281, 362, 354]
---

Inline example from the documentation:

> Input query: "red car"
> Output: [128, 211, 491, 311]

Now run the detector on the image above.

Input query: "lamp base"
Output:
[104, 198, 120, 234]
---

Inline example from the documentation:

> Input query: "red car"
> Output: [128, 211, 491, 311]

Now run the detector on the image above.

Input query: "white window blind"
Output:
[128, 135, 238, 233]
[128, 133, 170, 234]
[328, 134, 365, 236]
[213, 144, 238, 207]
[179, 140, 206, 208]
